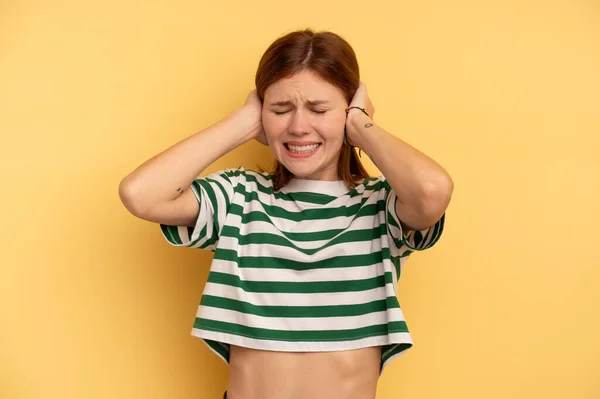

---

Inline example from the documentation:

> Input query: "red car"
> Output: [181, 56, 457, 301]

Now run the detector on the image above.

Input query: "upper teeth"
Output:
[288, 143, 320, 152]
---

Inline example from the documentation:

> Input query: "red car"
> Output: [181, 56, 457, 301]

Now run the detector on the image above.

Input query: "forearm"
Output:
[119, 106, 259, 215]
[347, 112, 453, 230]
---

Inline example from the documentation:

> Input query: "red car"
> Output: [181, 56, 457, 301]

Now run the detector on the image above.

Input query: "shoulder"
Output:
[356, 175, 388, 193]
[219, 167, 276, 194]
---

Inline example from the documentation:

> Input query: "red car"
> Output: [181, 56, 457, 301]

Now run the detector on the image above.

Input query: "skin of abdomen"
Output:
[225, 345, 381, 399]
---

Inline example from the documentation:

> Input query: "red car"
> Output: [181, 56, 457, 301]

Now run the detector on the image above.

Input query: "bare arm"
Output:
[347, 111, 453, 232]
[344, 83, 453, 233]
[118, 95, 264, 227]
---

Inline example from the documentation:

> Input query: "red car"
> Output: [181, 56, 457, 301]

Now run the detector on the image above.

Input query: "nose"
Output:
[288, 109, 311, 136]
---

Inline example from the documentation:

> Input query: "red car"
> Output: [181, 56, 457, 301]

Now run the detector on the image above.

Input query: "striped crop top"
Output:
[160, 167, 445, 374]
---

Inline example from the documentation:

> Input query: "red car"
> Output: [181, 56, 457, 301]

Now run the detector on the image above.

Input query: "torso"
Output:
[226, 345, 381, 399]
[158, 170, 418, 397]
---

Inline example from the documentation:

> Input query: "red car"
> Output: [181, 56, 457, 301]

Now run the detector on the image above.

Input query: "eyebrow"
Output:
[268, 100, 330, 106]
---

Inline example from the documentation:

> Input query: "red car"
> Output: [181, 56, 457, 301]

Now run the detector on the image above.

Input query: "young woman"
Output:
[119, 29, 453, 399]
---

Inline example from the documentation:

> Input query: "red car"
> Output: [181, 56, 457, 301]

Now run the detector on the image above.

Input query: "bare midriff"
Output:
[225, 345, 381, 399]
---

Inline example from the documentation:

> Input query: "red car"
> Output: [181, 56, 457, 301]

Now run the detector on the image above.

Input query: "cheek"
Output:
[262, 115, 284, 138]
[319, 115, 346, 140]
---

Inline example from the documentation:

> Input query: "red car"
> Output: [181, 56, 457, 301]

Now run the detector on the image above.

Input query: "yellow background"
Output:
[1, 0, 599, 398]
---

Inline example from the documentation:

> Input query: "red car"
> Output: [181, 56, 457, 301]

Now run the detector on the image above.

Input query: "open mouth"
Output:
[284, 143, 322, 158]
[284, 143, 321, 153]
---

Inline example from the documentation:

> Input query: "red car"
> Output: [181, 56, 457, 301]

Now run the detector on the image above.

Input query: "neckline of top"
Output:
[281, 178, 350, 196]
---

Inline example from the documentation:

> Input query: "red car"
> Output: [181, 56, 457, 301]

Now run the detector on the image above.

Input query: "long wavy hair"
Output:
[255, 28, 370, 191]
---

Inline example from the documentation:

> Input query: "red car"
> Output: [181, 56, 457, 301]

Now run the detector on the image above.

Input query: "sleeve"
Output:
[159, 167, 243, 251]
[382, 179, 445, 256]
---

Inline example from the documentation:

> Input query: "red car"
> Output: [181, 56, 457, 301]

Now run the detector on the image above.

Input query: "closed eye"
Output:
[272, 110, 327, 115]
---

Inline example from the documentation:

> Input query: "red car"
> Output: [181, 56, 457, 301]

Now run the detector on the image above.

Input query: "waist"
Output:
[226, 345, 381, 399]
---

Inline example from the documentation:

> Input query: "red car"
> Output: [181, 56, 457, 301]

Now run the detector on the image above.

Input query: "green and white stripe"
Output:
[160, 167, 444, 374]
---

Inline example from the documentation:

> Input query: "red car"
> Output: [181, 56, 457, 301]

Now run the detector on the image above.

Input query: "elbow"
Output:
[118, 176, 148, 218]
[395, 173, 453, 232]
[421, 174, 453, 223]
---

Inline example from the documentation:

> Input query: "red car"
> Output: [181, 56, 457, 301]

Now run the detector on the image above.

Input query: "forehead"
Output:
[264, 70, 345, 103]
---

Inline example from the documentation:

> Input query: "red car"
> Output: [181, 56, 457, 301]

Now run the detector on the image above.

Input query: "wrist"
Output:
[346, 111, 373, 148]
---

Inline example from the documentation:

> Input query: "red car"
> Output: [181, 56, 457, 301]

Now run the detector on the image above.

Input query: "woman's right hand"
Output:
[244, 89, 269, 146]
